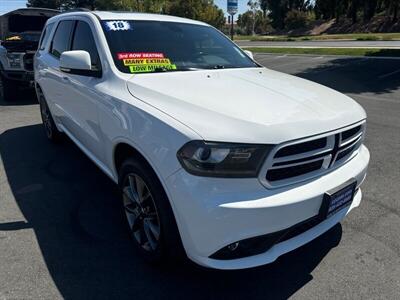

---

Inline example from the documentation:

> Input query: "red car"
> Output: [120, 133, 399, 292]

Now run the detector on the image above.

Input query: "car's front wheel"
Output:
[118, 157, 185, 264]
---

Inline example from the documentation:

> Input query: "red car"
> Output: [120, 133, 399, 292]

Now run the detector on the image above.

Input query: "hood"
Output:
[126, 68, 366, 144]
[1, 8, 59, 41]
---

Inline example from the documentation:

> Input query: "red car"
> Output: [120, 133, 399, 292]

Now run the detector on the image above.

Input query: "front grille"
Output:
[342, 125, 362, 141]
[267, 160, 323, 181]
[262, 122, 365, 188]
[275, 137, 327, 158]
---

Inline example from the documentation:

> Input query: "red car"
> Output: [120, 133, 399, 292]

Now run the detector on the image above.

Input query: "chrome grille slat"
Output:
[271, 155, 332, 170]
[266, 160, 324, 182]
[272, 144, 334, 164]
[338, 135, 362, 153]
[340, 131, 363, 147]
[274, 137, 328, 158]
[259, 122, 366, 189]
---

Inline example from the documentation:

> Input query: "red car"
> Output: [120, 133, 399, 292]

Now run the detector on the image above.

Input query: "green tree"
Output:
[166, 0, 225, 28]
[363, 0, 378, 21]
[26, 0, 62, 9]
[237, 10, 271, 35]
[95, 0, 166, 12]
[262, 0, 286, 29]
[314, 0, 348, 21]
[260, 0, 312, 29]
[62, 0, 96, 10]
[247, 0, 260, 35]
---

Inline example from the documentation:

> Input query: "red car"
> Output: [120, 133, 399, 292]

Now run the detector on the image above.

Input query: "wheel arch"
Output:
[112, 141, 181, 218]
[113, 141, 187, 260]
[113, 142, 162, 186]
[35, 82, 43, 95]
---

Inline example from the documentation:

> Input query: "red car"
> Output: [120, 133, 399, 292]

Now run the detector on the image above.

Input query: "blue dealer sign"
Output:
[227, 0, 238, 15]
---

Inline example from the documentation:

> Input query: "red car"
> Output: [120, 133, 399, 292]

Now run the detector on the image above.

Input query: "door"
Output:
[57, 20, 105, 162]
[39, 20, 75, 122]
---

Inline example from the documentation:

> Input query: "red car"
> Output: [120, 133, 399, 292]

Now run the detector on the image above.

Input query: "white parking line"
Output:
[378, 69, 400, 80]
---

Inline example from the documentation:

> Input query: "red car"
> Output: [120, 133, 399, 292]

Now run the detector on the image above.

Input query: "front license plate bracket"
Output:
[319, 179, 357, 220]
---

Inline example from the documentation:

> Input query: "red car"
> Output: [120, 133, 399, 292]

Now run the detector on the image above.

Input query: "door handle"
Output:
[62, 76, 70, 82]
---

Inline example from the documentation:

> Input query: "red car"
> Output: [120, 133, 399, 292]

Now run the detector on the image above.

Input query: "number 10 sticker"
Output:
[104, 21, 132, 31]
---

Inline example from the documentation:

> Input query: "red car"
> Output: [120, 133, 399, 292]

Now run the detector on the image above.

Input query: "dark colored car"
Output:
[0, 8, 59, 101]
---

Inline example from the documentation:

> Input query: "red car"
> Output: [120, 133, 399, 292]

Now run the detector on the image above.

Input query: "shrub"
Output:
[285, 10, 309, 30]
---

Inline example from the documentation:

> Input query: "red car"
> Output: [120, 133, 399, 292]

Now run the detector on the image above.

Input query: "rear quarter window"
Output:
[39, 23, 55, 50]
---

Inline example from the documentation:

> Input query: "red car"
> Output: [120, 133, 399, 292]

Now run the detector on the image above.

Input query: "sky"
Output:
[0, 0, 26, 15]
[0, 0, 248, 16]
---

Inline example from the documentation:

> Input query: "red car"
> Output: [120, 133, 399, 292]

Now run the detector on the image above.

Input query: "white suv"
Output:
[35, 11, 370, 270]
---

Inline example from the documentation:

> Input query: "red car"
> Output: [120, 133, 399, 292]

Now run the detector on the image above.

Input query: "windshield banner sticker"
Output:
[117, 52, 177, 73]
[104, 21, 132, 31]
[117, 52, 165, 60]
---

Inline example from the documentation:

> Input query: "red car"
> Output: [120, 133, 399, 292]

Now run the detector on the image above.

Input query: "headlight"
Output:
[177, 140, 272, 178]
[7, 53, 22, 68]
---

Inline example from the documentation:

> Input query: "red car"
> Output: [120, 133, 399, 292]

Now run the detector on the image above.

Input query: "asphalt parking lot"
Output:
[0, 54, 399, 299]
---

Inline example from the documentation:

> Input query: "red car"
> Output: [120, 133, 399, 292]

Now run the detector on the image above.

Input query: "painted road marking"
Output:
[378, 69, 400, 80]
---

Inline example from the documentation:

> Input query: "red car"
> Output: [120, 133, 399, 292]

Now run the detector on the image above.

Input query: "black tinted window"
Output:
[39, 23, 54, 50]
[51, 20, 74, 58]
[72, 21, 101, 70]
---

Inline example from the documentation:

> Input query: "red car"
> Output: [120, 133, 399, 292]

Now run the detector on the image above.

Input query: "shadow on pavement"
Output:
[295, 57, 400, 96]
[0, 88, 37, 106]
[0, 124, 343, 299]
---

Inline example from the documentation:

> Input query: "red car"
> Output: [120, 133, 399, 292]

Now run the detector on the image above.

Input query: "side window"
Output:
[39, 23, 54, 50]
[71, 21, 101, 71]
[50, 20, 75, 59]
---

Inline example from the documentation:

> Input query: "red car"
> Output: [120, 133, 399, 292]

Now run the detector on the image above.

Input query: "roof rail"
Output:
[61, 8, 92, 14]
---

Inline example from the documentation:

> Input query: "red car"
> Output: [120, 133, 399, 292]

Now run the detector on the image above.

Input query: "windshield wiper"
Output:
[151, 67, 201, 73]
[213, 65, 225, 69]
[152, 67, 173, 73]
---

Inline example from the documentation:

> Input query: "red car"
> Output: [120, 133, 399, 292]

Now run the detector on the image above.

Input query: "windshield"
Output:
[101, 20, 258, 74]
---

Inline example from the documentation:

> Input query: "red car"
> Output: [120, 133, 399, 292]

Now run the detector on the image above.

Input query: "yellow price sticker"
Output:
[129, 64, 177, 73]
[123, 58, 172, 66]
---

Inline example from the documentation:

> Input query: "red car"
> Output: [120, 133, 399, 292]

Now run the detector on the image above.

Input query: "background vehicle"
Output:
[35, 11, 369, 270]
[0, 8, 59, 101]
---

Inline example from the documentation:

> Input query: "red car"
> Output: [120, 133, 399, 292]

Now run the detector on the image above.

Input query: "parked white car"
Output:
[35, 11, 370, 270]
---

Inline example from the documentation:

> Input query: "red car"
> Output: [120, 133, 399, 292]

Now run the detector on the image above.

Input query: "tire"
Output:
[0, 76, 18, 102]
[118, 157, 185, 265]
[38, 95, 63, 142]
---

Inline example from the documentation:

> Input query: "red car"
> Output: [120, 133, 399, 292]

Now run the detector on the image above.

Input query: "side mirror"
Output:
[60, 50, 101, 78]
[244, 50, 254, 60]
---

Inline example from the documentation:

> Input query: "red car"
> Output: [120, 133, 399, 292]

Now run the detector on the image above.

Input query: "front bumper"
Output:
[165, 145, 370, 270]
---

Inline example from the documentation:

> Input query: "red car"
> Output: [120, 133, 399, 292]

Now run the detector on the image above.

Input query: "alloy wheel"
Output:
[123, 173, 161, 252]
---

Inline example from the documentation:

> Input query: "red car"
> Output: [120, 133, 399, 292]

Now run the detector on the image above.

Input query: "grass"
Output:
[234, 32, 400, 42]
[244, 47, 400, 57]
